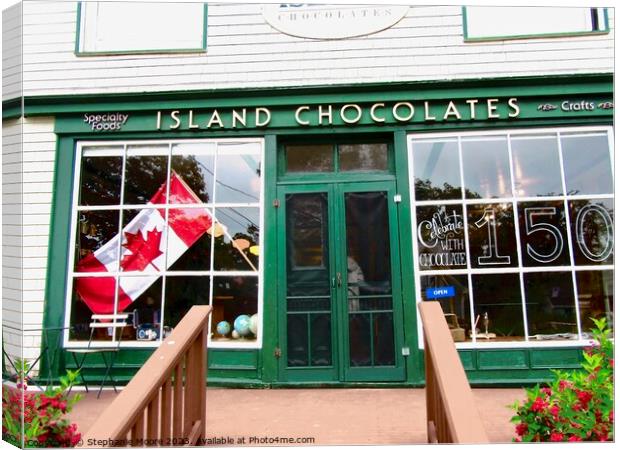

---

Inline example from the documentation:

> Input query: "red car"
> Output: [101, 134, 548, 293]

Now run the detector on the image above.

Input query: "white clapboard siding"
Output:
[1, 117, 56, 374]
[4, 2, 612, 98]
[2, 2, 22, 101]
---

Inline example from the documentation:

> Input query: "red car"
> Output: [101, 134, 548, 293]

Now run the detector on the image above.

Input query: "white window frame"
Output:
[463, 6, 609, 42]
[63, 138, 265, 350]
[408, 126, 614, 350]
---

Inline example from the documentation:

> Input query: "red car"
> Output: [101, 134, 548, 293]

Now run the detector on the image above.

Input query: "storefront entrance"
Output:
[276, 179, 406, 382]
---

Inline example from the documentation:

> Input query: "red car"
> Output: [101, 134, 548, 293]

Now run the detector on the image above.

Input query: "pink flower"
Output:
[568, 435, 582, 442]
[516, 423, 528, 436]
[541, 387, 552, 397]
[530, 397, 548, 413]
[558, 380, 571, 391]
[550, 432, 564, 442]
[549, 405, 560, 419]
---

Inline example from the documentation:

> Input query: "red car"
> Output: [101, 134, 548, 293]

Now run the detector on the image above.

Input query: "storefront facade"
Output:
[2, 3, 614, 388]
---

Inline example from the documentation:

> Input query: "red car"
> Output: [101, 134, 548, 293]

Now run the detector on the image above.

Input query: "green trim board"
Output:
[2, 73, 612, 120]
[462, 6, 610, 42]
[74, 2, 208, 56]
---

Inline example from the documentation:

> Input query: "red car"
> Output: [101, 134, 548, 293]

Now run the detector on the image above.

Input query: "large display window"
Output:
[64, 138, 264, 348]
[409, 127, 613, 347]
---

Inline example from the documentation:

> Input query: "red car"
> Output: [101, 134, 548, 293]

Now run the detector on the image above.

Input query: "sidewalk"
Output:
[68, 387, 524, 445]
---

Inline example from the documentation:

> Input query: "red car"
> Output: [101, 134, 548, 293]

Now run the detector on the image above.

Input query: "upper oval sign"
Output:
[262, 4, 410, 40]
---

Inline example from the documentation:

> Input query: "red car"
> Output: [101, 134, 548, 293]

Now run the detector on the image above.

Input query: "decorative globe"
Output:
[249, 314, 258, 335]
[216, 321, 231, 337]
[234, 314, 252, 337]
[231, 330, 240, 339]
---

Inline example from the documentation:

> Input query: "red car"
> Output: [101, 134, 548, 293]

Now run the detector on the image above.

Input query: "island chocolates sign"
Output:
[262, 4, 409, 40]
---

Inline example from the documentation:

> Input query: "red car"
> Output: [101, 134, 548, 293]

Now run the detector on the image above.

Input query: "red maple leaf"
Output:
[120, 227, 164, 271]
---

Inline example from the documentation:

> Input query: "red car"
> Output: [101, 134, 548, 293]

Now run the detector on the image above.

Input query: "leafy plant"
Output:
[2, 368, 83, 447]
[511, 318, 614, 442]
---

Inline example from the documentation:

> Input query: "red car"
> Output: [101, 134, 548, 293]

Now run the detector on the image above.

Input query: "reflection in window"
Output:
[569, 199, 614, 266]
[562, 134, 613, 196]
[511, 136, 563, 197]
[517, 201, 570, 267]
[462, 137, 511, 199]
[69, 139, 263, 347]
[412, 139, 461, 200]
[525, 272, 577, 339]
[471, 274, 524, 341]
[467, 203, 517, 268]
[576, 270, 613, 333]
[286, 144, 333, 172]
[339, 143, 388, 171]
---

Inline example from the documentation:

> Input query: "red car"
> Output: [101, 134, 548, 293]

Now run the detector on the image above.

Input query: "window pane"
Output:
[286, 193, 329, 272]
[121, 209, 166, 273]
[420, 275, 471, 343]
[339, 143, 388, 171]
[517, 201, 570, 267]
[79, 2, 205, 53]
[569, 198, 614, 266]
[286, 144, 333, 172]
[124, 149, 169, 204]
[416, 204, 467, 270]
[171, 143, 216, 203]
[215, 147, 261, 203]
[462, 137, 511, 199]
[471, 274, 524, 342]
[412, 139, 461, 200]
[511, 136, 563, 197]
[69, 278, 114, 342]
[164, 276, 210, 336]
[467, 203, 517, 268]
[525, 272, 578, 339]
[213, 207, 260, 272]
[123, 277, 163, 342]
[74, 210, 120, 271]
[166, 207, 214, 271]
[213, 276, 258, 341]
[576, 270, 613, 333]
[562, 134, 613, 195]
[79, 154, 122, 206]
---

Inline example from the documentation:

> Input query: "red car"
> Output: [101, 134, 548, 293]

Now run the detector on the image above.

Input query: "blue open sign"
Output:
[426, 286, 455, 299]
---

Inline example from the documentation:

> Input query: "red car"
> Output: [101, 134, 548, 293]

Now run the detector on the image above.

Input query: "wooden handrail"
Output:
[80, 305, 211, 447]
[418, 301, 488, 444]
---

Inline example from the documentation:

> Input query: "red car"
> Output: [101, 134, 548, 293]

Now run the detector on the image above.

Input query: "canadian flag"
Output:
[76, 172, 212, 315]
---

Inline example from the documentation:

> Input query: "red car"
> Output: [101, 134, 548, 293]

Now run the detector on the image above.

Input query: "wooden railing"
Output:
[80, 306, 211, 447]
[418, 302, 488, 444]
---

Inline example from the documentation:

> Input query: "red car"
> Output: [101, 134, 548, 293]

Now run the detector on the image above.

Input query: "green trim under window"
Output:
[74, 2, 208, 56]
[462, 6, 610, 42]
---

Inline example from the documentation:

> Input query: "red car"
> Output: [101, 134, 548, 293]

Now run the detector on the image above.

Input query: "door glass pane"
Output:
[412, 139, 461, 200]
[339, 143, 388, 171]
[345, 191, 395, 367]
[285, 193, 332, 367]
[286, 144, 333, 172]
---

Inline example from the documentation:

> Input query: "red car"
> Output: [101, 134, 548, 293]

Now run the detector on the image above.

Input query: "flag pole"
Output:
[216, 218, 258, 272]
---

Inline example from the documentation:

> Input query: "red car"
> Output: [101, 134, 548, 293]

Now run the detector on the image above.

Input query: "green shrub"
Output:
[511, 318, 613, 442]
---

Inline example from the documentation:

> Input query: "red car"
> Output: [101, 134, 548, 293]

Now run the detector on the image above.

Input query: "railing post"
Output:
[418, 302, 489, 444]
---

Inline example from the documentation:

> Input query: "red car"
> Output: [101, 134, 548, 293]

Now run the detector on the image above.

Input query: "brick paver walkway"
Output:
[68, 387, 524, 445]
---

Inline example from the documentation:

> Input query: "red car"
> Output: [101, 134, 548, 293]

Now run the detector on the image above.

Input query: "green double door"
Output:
[276, 181, 405, 382]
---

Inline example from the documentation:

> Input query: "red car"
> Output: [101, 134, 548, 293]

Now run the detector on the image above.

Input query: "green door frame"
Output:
[275, 179, 406, 382]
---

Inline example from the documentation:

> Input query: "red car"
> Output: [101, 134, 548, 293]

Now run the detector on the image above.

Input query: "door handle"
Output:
[336, 272, 342, 288]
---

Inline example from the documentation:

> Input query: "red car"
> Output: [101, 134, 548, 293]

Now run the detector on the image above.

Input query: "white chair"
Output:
[67, 314, 128, 398]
